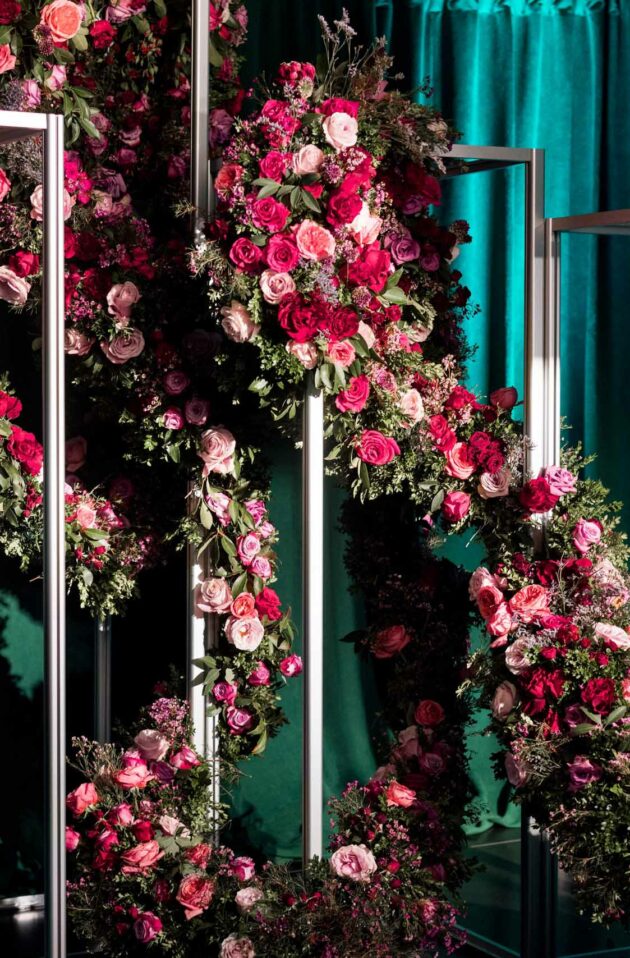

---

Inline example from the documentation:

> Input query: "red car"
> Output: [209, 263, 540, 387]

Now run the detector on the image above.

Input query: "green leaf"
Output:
[220, 535, 237, 557]
[604, 705, 627, 727]
[78, 116, 100, 140]
[251, 729, 268, 755]
[301, 190, 321, 213]
[257, 182, 280, 199]
[380, 286, 409, 306]
[71, 31, 88, 52]
[166, 443, 181, 464]
[430, 489, 445, 513]
[231, 571, 248, 597]
[359, 461, 370, 491]
[199, 502, 214, 530]
[386, 268, 404, 289]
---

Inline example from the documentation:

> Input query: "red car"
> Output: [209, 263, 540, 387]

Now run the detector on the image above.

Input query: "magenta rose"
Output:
[226, 706, 256, 735]
[266, 234, 299, 272]
[120, 840, 163, 875]
[259, 151, 290, 181]
[255, 586, 282, 620]
[251, 196, 289, 234]
[335, 375, 370, 413]
[66, 782, 99, 816]
[441, 491, 470, 523]
[330, 844, 377, 882]
[355, 430, 400, 466]
[567, 755, 603, 791]
[163, 407, 184, 430]
[248, 661, 271, 686]
[213, 681, 238, 705]
[229, 237, 264, 274]
[229, 856, 256, 881]
[65, 827, 80, 852]
[133, 913, 163, 943]
[545, 465, 576, 496]
[389, 232, 421, 264]
[280, 654, 303, 677]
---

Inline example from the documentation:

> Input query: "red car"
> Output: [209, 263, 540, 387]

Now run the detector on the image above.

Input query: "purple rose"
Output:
[248, 661, 271, 686]
[163, 370, 190, 396]
[567, 755, 603, 791]
[388, 232, 421, 265]
[226, 706, 255, 735]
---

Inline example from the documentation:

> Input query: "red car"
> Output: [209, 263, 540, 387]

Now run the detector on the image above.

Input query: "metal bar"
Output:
[191, 0, 210, 242]
[550, 209, 630, 234]
[42, 112, 67, 958]
[302, 379, 325, 862]
[447, 143, 534, 163]
[442, 159, 523, 178]
[94, 618, 112, 741]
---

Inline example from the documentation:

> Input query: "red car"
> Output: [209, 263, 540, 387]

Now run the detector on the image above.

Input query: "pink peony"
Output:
[486, 602, 513, 638]
[198, 426, 236, 475]
[295, 220, 335, 261]
[322, 112, 358, 150]
[225, 616, 265, 652]
[330, 844, 377, 882]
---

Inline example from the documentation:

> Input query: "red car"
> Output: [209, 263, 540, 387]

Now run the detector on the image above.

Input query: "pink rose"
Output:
[594, 621, 630, 651]
[573, 518, 602, 554]
[327, 340, 355, 367]
[21, 80, 41, 108]
[230, 856, 256, 881]
[266, 234, 299, 272]
[30, 184, 74, 221]
[198, 427, 236, 475]
[229, 237, 263, 273]
[65, 827, 80, 851]
[330, 844, 377, 882]
[226, 706, 255, 734]
[567, 755, 603, 791]
[64, 329, 94, 356]
[248, 661, 271, 686]
[40, 0, 82, 41]
[505, 752, 530, 787]
[357, 320, 375, 349]
[231, 592, 257, 619]
[66, 782, 99, 815]
[373, 624, 412, 659]
[384, 781, 416, 808]
[441, 491, 471, 523]
[349, 203, 382, 246]
[236, 532, 261, 566]
[486, 602, 513, 638]
[545, 465, 577, 496]
[414, 699, 445, 726]
[322, 112, 358, 150]
[45, 65, 67, 92]
[335, 374, 370, 413]
[445, 442, 475, 479]
[170, 746, 201, 770]
[220, 935, 256, 958]
[65, 435, 87, 471]
[292, 144, 325, 174]
[0, 43, 16, 74]
[225, 615, 265, 651]
[220, 301, 260, 342]
[235, 887, 263, 913]
[509, 584, 550, 623]
[492, 681, 518, 719]
[213, 681, 238, 705]
[204, 491, 231, 524]
[478, 468, 510, 499]
[133, 913, 162, 943]
[197, 577, 233, 614]
[163, 407, 184, 430]
[295, 220, 336, 261]
[260, 270, 296, 304]
[108, 802, 134, 826]
[505, 637, 534, 674]
[185, 397, 210, 426]
[176, 875, 215, 920]
[477, 583, 504, 620]
[134, 729, 169, 762]
[396, 726, 420, 760]
[399, 388, 424, 424]
[469, 567, 503, 601]
[622, 678, 630, 703]
[100, 329, 145, 364]
[114, 764, 154, 789]
[75, 501, 97, 529]
[0, 168, 10, 202]
[356, 429, 400, 466]
[490, 386, 518, 409]
[287, 340, 318, 369]
[251, 196, 289, 234]
[0, 266, 30, 306]
[120, 840, 163, 875]
[279, 654, 303, 677]
[106, 281, 141, 321]
[250, 555, 272, 579]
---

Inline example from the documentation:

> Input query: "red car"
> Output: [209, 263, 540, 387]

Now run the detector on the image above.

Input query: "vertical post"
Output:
[94, 618, 112, 741]
[522, 148, 557, 958]
[42, 112, 67, 958]
[302, 378, 325, 862]
[191, 0, 210, 242]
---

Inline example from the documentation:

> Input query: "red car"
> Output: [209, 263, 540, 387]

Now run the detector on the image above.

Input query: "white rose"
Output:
[322, 112, 358, 151]
[292, 144, 324, 175]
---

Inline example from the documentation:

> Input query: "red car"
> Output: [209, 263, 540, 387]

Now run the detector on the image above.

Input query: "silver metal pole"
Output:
[94, 618, 112, 741]
[43, 112, 67, 958]
[302, 379, 325, 862]
[191, 0, 210, 242]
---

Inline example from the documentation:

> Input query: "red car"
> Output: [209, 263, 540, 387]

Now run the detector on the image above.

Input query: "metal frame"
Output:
[445, 145, 556, 958]
[0, 110, 67, 956]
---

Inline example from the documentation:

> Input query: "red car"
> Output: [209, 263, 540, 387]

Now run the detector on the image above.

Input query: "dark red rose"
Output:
[320, 97, 360, 118]
[444, 385, 477, 412]
[428, 414, 457, 452]
[8, 251, 40, 276]
[255, 586, 282, 621]
[536, 560, 559, 586]
[7, 425, 43, 476]
[258, 151, 290, 182]
[346, 247, 392, 293]
[518, 477, 559, 514]
[321, 305, 359, 342]
[89, 20, 116, 49]
[581, 677, 616, 715]
[64, 227, 77, 259]
[229, 237, 264, 274]
[326, 185, 363, 228]
[277, 293, 325, 342]
[0, 389, 21, 420]
[403, 163, 442, 207]
[82, 267, 111, 301]
[0, 0, 20, 25]
[132, 820, 154, 842]
[75, 231, 103, 262]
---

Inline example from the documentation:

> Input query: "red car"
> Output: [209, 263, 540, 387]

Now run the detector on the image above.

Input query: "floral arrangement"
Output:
[67, 693, 467, 957]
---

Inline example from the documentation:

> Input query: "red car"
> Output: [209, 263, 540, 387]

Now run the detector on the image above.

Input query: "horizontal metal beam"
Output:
[447, 143, 535, 164]
[550, 209, 630, 234]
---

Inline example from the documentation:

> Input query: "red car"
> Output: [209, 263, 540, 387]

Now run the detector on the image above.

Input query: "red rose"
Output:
[132, 820, 154, 842]
[321, 97, 360, 118]
[278, 293, 325, 342]
[7, 425, 43, 476]
[581, 677, 616, 715]
[229, 237, 264, 274]
[518, 477, 559, 514]
[444, 385, 477, 412]
[326, 186, 363, 228]
[346, 247, 392, 293]
[251, 196, 289, 234]
[372, 624, 412, 658]
[335, 374, 370, 413]
[414, 699, 445, 726]
[441, 491, 471, 523]
[0, 389, 21, 420]
[428, 414, 457, 452]
[0, 0, 21, 25]
[64, 227, 77, 259]
[403, 163, 442, 207]
[321, 305, 359, 342]
[89, 20, 116, 49]
[8, 251, 40, 277]
[355, 430, 400, 466]
[255, 586, 282, 621]
[266, 233, 299, 272]
[258, 151, 290, 182]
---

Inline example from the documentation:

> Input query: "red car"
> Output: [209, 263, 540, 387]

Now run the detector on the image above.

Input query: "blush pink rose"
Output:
[176, 875, 215, 920]
[594, 621, 630, 651]
[330, 844, 377, 882]
[196, 577, 233, 614]
[30, 184, 74, 221]
[357, 320, 376, 349]
[40, 0, 82, 41]
[445, 442, 475, 479]
[441, 491, 471, 523]
[236, 532, 261, 566]
[485, 602, 513, 637]
[114, 764, 154, 789]
[572, 518, 602, 554]
[287, 340, 318, 368]
[322, 112, 358, 150]
[120, 840, 163, 875]
[220, 935, 256, 958]
[66, 782, 99, 815]
[508, 584, 550, 623]
[21, 80, 41, 108]
[0, 266, 30, 306]
[170, 746, 201, 770]
[478, 468, 510, 499]
[349, 203, 382, 246]
[505, 637, 535, 674]
[221, 301, 259, 342]
[373, 624, 412, 658]
[0, 43, 16, 74]
[260, 270, 296, 304]
[492, 681, 518, 719]
[469, 567, 504, 600]
[235, 887, 264, 913]
[292, 144, 325, 174]
[399, 388, 424, 424]
[100, 329, 145, 364]
[225, 615, 265, 651]
[198, 427, 236, 475]
[384, 781, 416, 808]
[295, 219, 336, 261]
[134, 729, 169, 761]
[396, 726, 420, 760]
[75, 501, 97, 529]
[327, 340, 355, 367]
[106, 281, 141, 321]
[0, 168, 10, 202]
[64, 329, 94, 356]
[66, 435, 87, 472]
